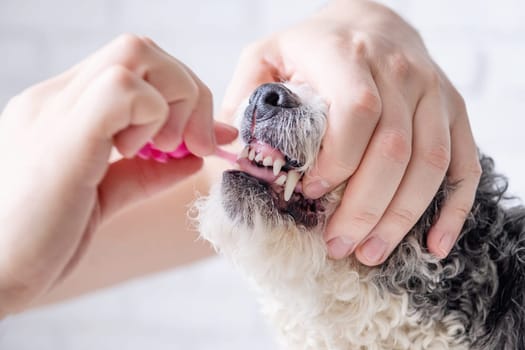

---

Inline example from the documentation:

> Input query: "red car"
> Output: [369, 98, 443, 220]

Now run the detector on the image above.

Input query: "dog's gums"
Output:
[236, 143, 302, 201]
[227, 147, 323, 228]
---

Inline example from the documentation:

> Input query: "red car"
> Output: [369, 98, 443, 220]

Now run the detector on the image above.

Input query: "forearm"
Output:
[27, 158, 226, 309]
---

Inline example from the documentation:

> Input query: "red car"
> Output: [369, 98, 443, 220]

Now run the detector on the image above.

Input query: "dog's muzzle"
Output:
[221, 83, 327, 228]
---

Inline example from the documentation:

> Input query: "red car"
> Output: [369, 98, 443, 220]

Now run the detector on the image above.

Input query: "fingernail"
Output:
[327, 236, 355, 259]
[437, 233, 454, 258]
[304, 180, 330, 199]
[361, 237, 388, 264]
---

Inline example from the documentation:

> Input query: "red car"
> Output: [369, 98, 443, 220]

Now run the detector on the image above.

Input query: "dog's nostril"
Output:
[263, 91, 281, 107]
[251, 83, 300, 110]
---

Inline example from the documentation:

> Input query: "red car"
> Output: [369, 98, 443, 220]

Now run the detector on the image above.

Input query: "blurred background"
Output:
[0, 0, 524, 349]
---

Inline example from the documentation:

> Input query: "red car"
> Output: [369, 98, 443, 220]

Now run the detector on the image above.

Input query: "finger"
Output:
[65, 65, 168, 185]
[152, 96, 196, 152]
[97, 155, 203, 220]
[426, 111, 481, 258]
[62, 35, 203, 151]
[64, 35, 195, 104]
[214, 121, 239, 145]
[219, 41, 278, 123]
[300, 46, 382, 199]
[325, 83, 412, 259]
[139, 36, 202, 151]
[176, 64, 215, 156]
[353, 89, 451, 265]
[141, 38, 216, 155]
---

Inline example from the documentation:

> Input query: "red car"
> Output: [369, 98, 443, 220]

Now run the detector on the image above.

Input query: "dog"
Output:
[197, 83, 525, 349]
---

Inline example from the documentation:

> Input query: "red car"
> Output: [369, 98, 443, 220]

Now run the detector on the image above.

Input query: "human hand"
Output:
[220, 0, 480, 265]
[0, 34, 237, 315]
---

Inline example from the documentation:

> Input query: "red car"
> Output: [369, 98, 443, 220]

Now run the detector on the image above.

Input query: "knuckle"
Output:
[452, 204, 472, 221]
[239, 40, 265, 61]
[114, 33, 148, 60]
[379, 129, 411, 164]
[468, 160, 483, 180]
[101, 65, 136, 90]
[141, 36, 156, 47]
[198, 83, 213, 104]
[156, 99, 169, 122]
[349, 87, 382, 120]
[350, 209, 381, 229]
[18, 84, 43, 102]
[388, 207, 418, 228]
[332, 158, 358, 177]
[6, 86, 44, 114]
[350, 31, 369, 57]
[425, 67, 443, 89]
[423, 143, 450, 172]
[451, 89, 467, 113]
[183, 79, 200, 105]
[456, 159, 483, 182]
[5, 94, 25, 111]
[323, 30, 369, 58]
[323, 29, 350, 50]
[387, 52, 411, 81]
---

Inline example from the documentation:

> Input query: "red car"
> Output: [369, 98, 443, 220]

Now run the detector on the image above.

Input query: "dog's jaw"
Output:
[197, 82, 342, 284]
[220, 83, 330, 229]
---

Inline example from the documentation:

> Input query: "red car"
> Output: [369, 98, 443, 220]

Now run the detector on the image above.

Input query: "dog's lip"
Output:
[232, 139, 303, 191]
[234, 158, 303, 193]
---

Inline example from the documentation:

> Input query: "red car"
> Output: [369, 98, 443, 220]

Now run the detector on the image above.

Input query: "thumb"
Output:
[97, 155, 203, 220]
[214, 121, 239, 145]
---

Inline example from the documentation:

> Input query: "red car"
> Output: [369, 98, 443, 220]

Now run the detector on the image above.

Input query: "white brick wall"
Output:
[1, 1, 524, 349]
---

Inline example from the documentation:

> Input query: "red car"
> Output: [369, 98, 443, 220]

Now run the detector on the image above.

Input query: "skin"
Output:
[0, 0, 480, 316]
[220, 0, 481, 265]
[0, 34, 237, 317]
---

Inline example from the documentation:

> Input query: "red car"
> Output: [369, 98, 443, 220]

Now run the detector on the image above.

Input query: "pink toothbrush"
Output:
[137, 142, 237, 164]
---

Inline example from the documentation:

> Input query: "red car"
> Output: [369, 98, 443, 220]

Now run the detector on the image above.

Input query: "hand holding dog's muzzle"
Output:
[219, 0, 481, 266]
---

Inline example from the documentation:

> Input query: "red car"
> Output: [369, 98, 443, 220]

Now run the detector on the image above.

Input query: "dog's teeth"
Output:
[274, 174, 287, 186]
[255, 153, 264, 162]
[238, 146, 249, 159]
[284, 170, 300, 201]
[263, 156, 273, 167]
[273, 159, 285, 176]
[248, 148, 256, 161]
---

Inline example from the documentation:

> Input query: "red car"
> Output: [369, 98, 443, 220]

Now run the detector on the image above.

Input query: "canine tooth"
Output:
[255, 153, 264, 162]
[273, 159, 285, 176]
[274, 174, 287, 186]
[263, 156, 273, 167]
[248, 148, 256, 161]
[284, 170, 300, 201]
[238, 146, 249, 159]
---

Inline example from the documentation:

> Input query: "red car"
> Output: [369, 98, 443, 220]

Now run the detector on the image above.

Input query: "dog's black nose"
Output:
[250, 83, 300, 114]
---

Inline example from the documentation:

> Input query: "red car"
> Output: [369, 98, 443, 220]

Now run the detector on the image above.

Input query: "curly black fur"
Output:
[376, 155, 525, 349]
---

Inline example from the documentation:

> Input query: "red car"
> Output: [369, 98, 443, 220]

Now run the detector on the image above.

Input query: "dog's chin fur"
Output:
[197, 84, 525, 350]
[197, 184, 467, 350]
